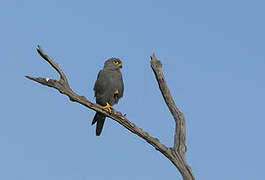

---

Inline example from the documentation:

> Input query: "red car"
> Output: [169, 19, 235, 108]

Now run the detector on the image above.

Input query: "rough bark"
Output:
[26, 46, 195, 180]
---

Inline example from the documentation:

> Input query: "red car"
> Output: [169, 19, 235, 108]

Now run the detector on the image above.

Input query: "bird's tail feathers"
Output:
[92, 112, 106, 136]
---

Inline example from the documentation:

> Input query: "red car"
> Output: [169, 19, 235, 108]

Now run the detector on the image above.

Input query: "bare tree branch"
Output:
[36, 45, 69, 88]
[150, 54, 194, 180]
[26, 46, 195, 180]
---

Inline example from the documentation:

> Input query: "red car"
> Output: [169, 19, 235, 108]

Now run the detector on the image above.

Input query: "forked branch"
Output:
[26, 46, 194, 180]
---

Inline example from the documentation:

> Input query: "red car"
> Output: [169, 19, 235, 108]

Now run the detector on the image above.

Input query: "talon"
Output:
[114, 89, 119, 95]
[103, 102, 112, 113]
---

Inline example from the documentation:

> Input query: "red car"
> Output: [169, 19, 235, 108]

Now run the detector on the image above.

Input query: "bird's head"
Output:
[104, 58, 122, 70]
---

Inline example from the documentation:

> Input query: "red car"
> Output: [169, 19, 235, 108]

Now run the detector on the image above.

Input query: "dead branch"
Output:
[150, 54, 194, 180]
[26, 46, 195, 180]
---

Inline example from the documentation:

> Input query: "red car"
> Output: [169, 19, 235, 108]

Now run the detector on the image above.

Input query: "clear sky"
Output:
[1, 0, 264, 179]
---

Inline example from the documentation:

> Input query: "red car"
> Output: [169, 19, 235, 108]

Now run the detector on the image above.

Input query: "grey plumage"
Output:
[92, 58, 124, 136]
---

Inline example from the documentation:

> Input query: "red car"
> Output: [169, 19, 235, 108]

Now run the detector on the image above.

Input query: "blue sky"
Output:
[1, 0, 264, 179]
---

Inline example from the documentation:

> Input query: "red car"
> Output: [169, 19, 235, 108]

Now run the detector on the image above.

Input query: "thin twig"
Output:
[36, 45, 70, 88]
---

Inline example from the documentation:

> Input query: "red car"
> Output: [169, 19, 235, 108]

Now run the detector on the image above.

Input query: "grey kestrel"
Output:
[92, 58, 124, 136]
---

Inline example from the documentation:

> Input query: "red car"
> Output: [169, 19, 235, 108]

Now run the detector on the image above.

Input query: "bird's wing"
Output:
[117, 72, 124, 98]
[93, 70, 106, 95]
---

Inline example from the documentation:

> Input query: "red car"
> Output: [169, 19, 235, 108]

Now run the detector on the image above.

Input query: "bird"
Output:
[92, 58, 124, 136]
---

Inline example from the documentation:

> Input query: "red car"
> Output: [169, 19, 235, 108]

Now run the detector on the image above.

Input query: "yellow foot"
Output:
[114, 89, 119, 95]
[103, 102, 112, 113]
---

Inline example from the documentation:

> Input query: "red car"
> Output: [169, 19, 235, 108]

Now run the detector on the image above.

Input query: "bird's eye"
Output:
[113, 60, 120, 65]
